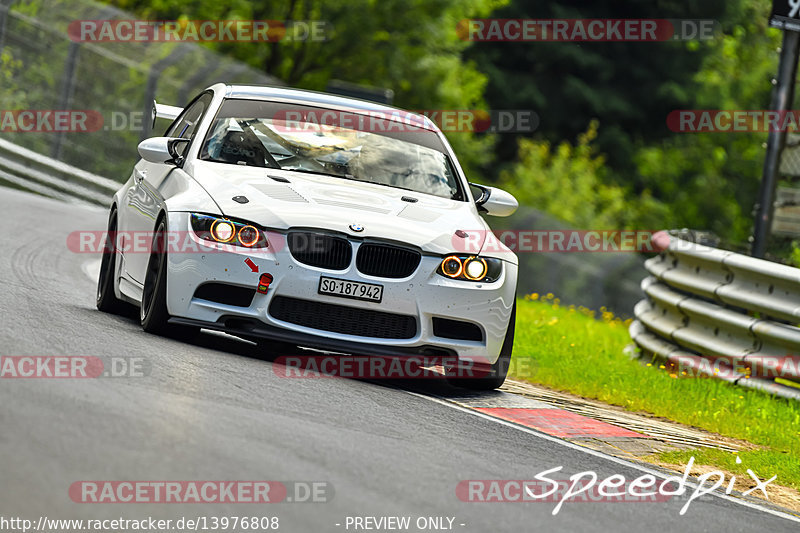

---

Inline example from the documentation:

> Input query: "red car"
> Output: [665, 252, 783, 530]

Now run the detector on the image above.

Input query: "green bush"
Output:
[500, 121, 668, 230]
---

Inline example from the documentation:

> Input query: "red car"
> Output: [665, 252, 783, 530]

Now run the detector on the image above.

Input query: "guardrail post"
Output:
[752, 30, 800, 258]
[140, 44, 193, 141]
[0, 0, 14, 56]
[50, 41, 81, 160]
[49, 5, 119, 162]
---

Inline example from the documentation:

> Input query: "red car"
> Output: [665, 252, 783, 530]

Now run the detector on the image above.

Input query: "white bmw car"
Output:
[97, 83, 519, 389]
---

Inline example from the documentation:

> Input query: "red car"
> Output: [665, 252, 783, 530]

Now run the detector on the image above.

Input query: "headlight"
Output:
[211, 220, 235, 243]
[464, 257, 487, 280]
[437, 255, 501, 282]
[441, 256, 463, 277]
[191, 214, 268, 248]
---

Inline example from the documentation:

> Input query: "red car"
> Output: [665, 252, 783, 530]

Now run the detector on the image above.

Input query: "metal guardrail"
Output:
[630, 231, 800, 401]
[0, 0, 282, 179]
[0, 138, 118, 207]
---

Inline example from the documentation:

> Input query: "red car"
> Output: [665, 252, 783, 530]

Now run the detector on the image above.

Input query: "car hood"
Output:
[188, 161, 489, 255]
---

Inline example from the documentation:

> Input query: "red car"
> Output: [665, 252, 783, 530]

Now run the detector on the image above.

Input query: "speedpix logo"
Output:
[458, 457, 777, 516]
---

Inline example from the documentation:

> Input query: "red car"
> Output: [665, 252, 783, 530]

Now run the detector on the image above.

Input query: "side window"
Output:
[165, 92, 214, 140]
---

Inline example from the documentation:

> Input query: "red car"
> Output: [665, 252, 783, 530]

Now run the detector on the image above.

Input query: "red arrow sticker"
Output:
[244, 258, 259, 273]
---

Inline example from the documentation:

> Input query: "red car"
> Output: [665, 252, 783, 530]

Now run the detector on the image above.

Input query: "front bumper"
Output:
[165, 212, 517, 364]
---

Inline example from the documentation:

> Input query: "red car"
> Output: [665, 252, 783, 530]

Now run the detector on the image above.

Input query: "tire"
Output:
[446, 301, 516, 391]
[140, 219, 171, 334]
[96, 208, 125, 314]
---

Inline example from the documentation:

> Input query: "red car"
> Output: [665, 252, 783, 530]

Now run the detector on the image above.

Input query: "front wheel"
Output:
[140, 219, 171, 334]
[445, 301, 516, 390]
[96, 208, 125, 314]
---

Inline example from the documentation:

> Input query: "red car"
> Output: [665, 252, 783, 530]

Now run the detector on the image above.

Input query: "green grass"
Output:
[509, 294, 800, 491]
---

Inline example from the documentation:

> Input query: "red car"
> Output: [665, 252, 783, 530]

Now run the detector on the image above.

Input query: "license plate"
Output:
[318, 277, 383, 303]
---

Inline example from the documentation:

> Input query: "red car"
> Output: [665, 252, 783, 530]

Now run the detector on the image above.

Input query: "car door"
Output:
[121, 91, 214, 284]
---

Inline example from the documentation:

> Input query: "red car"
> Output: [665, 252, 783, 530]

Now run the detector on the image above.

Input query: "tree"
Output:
[103, 0, 509, 176]
[466, 0, 737, 179]
[634, 0, 780, 244]
[499, 121, 668, 230]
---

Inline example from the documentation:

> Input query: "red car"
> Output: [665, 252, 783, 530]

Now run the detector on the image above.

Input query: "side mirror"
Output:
[137, 137, 190, 165]
[470, 183, 518, 217]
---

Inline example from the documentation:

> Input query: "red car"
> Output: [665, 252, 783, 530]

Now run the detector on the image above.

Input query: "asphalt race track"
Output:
[0, 187, 797, 532]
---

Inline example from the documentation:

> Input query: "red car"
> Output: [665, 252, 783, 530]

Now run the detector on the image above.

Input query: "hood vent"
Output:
[251, 183, 308, 203]
[315, 198, 391, 214]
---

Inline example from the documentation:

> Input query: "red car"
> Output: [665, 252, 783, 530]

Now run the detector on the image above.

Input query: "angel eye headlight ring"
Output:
[191, 214, 268, 249]
[463, 257, 488, 281]
[441, 255, 463, 278]
[238, 225, 260, 247]
[437, 254, 502, 283]
[211, 220, 235, 243]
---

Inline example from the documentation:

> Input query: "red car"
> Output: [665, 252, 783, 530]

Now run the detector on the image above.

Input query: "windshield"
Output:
[199, 99, 464, 200]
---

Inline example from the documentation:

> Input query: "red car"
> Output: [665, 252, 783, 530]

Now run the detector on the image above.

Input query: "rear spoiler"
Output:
[151, 101, 183, 127]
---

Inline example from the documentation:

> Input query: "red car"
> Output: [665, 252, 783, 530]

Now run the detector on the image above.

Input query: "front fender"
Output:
[162, 168, 221, 215]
